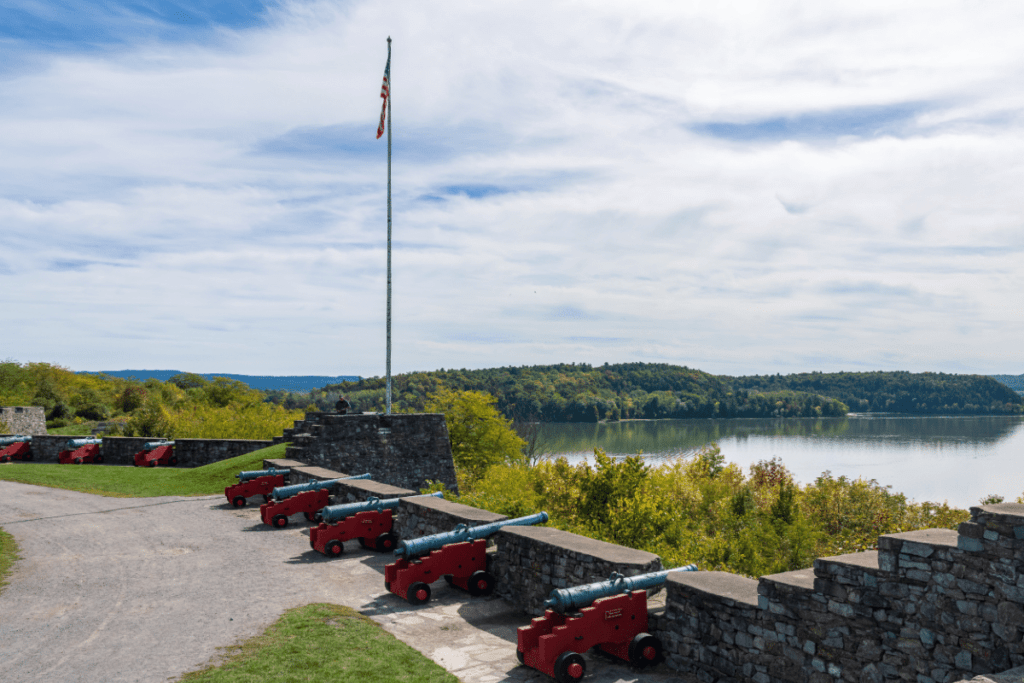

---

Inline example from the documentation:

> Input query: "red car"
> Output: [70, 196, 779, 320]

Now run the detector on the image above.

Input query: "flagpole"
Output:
[385, 36, 392, 416]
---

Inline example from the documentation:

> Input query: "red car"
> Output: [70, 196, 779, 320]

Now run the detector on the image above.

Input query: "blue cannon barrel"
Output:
[318, 491, 443, 524]
[271, 473, 372, 502]
[66, 438, 102, 449]
[143, 440, 174, 450]
[0, 435, 32, 446]
[394, 511, 549, 558]
[543, 565, 698, 613]
[236, 468, 291, 483]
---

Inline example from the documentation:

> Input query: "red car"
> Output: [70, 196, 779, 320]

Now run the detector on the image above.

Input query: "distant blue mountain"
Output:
[79, 370, 361, 393]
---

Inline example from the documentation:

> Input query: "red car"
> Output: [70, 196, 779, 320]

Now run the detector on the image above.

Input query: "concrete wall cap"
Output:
[263, 459, 306, 469]
[498, 525, 661, 565]
[402, 495, 507, 522]
[814, 549, 881, 572]
[879, 527, 959, 547]
[760, 567, 816, 590]
[339, 479, 416, 498]
[667, 570, 760, 607]
[291, 465, 350, 480]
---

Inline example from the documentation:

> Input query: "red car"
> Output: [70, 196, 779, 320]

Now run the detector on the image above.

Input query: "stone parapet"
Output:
[0, 406, 46, 435]
[392, 495, 506, 541]
[283, 413, 457, 494]
[98, 437, 166, 466]
[172, 439, 272, 467]
[493, 524, 662, 616]
[21, 435, 72, 462]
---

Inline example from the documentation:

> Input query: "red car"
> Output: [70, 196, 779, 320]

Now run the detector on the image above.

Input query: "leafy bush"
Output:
[439, 446, 970, 578]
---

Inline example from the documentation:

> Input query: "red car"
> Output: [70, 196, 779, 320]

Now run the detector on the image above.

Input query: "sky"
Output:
[1, 1, 1023, 379]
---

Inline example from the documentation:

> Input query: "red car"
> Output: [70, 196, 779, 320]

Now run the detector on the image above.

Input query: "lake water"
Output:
[534, 415, 1024, 509]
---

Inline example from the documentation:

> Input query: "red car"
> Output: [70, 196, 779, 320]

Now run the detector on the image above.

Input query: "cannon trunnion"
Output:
[516, 566, 698, 682]
[385, 512, 549, 606]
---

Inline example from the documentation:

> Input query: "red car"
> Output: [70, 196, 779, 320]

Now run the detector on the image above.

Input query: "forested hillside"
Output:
[312, 363, 849, 421]
[309, 365, 1023, 422]
[0, 362, 303, 438]
[727, 371, 1022, 415]
[991, 374, 1024, 393]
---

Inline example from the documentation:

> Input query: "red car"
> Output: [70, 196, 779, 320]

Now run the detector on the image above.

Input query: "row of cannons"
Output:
[225, 467, 698, 683]
[0, 436, 177, 467]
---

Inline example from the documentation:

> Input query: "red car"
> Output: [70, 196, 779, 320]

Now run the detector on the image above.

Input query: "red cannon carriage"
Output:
[0, 436, 33, 463]
[309, 492, 443, 556]
[132, 441, 177, 467]
[516, 566, 696, 682]
[259, 474, 370, 529]
[58, 438, 104, 465]
[224, 468, 290, 508]
[385, 512, 548, 606]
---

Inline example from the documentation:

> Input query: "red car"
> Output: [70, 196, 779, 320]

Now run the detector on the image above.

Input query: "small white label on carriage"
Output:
[378, 428, 391, 435]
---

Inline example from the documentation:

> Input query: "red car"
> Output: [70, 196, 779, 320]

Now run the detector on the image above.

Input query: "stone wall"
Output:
[97, 437, 162, 465]
[392, 495, 506, 541]
[284, 413, 458, 494]
[0, 406, 46, 435]
[657, 504, 1024, 683]
[173, 439, 271, 467]
[494, 525, 663, 616]
[20, 435, 74, 462]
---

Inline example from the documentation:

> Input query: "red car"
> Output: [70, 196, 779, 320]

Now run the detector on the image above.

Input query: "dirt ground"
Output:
[0, 480, 691, 683]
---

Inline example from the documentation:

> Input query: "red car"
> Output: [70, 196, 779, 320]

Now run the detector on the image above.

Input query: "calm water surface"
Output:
[535, 415, 1024, 509]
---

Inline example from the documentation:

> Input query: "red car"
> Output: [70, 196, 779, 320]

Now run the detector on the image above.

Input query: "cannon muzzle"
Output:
[271, 473, 372, 501]
[0, 435, 32, 446]
[318, 491, 443, 524]
[543, 565, 698, 612]
[66, 438, 102, 449]
[394, 511, 549, 558]
[236, 467, 291, 483]
[143, 440, 174, 450]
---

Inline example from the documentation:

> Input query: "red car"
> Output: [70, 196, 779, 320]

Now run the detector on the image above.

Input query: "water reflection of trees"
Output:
[538, 416, 1024, 460]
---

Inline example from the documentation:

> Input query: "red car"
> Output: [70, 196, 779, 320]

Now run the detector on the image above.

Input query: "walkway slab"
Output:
[0, 480, 693, 682]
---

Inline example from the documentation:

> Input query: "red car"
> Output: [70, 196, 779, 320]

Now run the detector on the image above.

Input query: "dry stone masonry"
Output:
[657, 504, 1024, 683]
[280, 412, 458, 494]
[0, 406, 46, 435]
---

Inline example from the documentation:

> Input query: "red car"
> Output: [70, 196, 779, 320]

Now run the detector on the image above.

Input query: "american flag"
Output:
[376, 54, 390, 139]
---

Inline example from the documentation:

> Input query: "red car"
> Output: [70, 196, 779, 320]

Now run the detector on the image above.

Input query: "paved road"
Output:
[0, 480, 691, 682]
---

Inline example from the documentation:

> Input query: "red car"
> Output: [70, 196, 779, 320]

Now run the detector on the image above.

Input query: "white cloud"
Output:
[1, 0, 1023, 377]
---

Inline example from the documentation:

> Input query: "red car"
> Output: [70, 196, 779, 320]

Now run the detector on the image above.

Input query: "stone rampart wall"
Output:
[2, 436, 269, 467]
[283, 413, 458, 494]
[0, 406, 46, 435]
[494, 525, 663, 616]
[173, 439, 271, 467]
[392, 496, 506, 541]
[657, 504, 1024, 683]
[97, 437, 161, 465]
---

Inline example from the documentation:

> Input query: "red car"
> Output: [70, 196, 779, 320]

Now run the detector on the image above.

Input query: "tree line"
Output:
[277, 363, 1021, 422]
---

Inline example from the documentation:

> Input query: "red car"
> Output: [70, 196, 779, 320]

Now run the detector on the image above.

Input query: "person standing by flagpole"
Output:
[377, 38, 392, 415]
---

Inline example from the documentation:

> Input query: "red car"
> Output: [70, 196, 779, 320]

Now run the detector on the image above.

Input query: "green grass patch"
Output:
[179, 603, 458, 683]
[0, 527, 20, 595]
[46, 422, 101, 436]
[0, 443, 289, 498]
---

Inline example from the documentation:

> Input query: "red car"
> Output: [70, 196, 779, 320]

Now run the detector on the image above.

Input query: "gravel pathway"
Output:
[0, 480, 692, 683]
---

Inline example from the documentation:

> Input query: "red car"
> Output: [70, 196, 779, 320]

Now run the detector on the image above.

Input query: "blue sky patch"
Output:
[693, 101, 929, 142]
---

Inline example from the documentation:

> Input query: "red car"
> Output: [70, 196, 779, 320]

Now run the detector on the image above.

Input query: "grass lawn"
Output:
[179, 603, 459, 683]
[46, 422, 103, 436]
[0, 443, 289, 497]
[0, 527, 19, 595]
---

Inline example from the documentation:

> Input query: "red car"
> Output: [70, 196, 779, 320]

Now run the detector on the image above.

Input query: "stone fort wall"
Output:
[0, 406, 46, 435]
